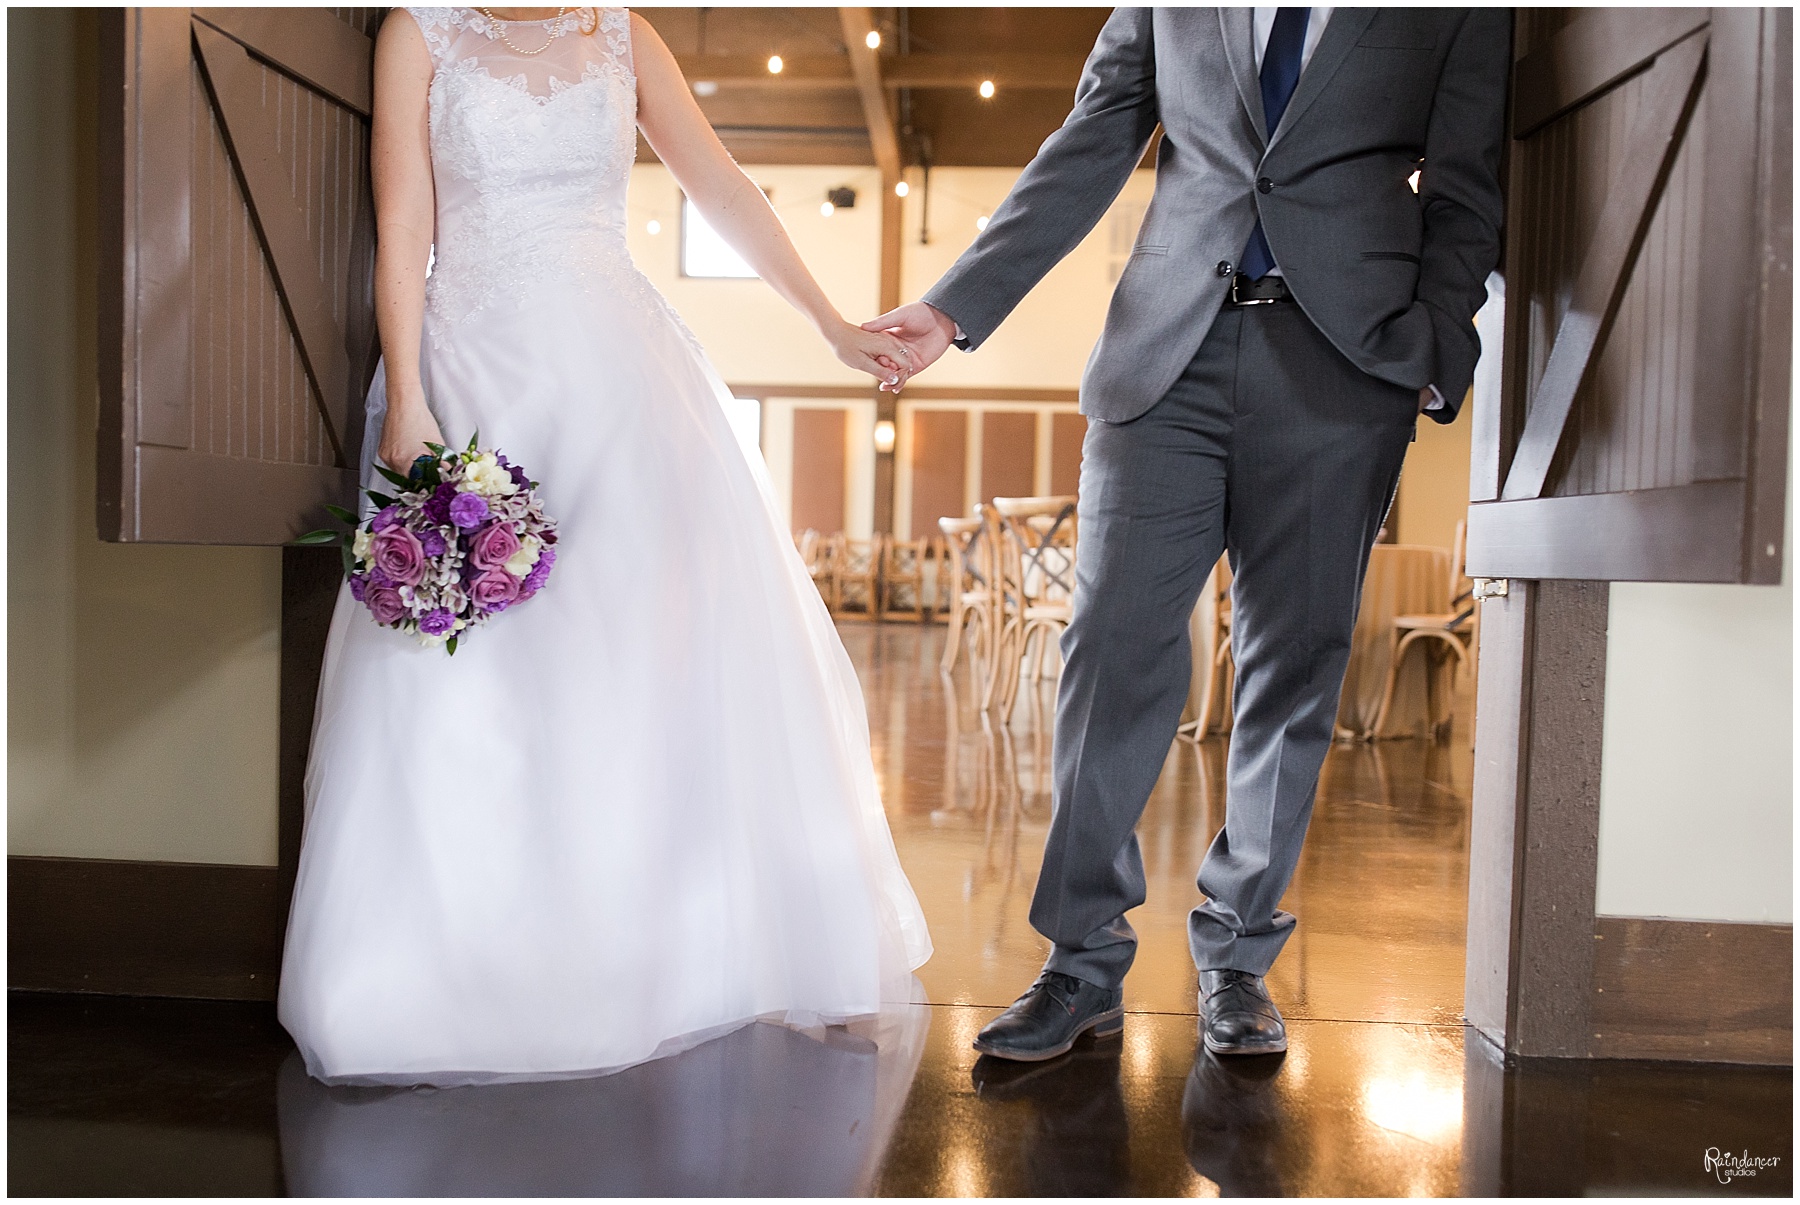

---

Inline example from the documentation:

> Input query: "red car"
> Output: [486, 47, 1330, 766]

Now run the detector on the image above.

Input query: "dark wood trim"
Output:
[192, 7, 374, 117]
[1466, 480, 1746, 582]
[94, 8, 127, 539]
[1510, 7, 1708, 137]
[1501, 29, 1707, 502]
[191, 19, 353, 464]
[1592, 918, 1793, 1064]
[8, 856, 283, 1001]
[1464, 580, 1610, 1059]
[135, 447, 355, 544]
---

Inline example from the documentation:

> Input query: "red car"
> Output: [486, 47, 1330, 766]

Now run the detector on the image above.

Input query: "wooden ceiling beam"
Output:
[836, 7, 900, 180]
[674, 52, 1086, 91]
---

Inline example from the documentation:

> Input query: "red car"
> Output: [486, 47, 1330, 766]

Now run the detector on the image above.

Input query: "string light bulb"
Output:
[767, 54, 784, 74]
[894, 180, 910, 198]
[865, 30, 881, 49]
[979, 79, 996, 99]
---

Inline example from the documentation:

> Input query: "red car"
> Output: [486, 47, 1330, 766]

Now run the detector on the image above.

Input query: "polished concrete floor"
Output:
[9, 623, 1792, 1196]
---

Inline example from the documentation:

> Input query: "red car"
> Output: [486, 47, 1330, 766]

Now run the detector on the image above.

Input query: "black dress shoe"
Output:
[972, 972, 1124, 1062]
[1197, 969, 1287, 1056]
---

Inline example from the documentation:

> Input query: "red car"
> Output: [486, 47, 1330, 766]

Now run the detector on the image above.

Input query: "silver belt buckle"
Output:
[1230, 275, 1278, 306]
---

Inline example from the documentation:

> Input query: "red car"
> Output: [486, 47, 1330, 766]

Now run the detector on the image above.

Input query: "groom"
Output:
[870, 8, 1507, 1059]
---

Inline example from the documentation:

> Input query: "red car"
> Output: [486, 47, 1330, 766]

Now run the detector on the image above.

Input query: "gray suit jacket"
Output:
[922, 8, 1509, 425]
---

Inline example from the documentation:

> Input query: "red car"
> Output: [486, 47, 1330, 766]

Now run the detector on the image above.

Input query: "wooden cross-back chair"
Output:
[938, 515, 994, 672]
[986, 495, 1079, 717]
[1373, 519, 1477, 738]
[880, 535, 940, 622]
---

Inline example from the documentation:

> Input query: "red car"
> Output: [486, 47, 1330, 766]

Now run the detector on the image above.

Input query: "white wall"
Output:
[1596, 573, 1794, 923]
[8, 9, 282, 866]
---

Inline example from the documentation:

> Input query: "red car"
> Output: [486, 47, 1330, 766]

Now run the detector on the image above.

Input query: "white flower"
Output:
[351, 528, 373, 563]
[504, 535, 542, 578]
[462, 453, 519, 498]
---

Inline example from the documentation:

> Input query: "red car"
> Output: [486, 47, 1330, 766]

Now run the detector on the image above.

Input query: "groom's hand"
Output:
[862, 302, 958, 393]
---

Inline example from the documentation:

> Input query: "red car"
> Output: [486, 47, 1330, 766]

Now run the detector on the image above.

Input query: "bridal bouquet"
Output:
[297, 434, 558, 654]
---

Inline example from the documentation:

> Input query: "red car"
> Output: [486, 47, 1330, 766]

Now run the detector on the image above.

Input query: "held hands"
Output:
[826, 319, 917, 391]
[378, 387, 447, 471]
[860, 302, 958, 393]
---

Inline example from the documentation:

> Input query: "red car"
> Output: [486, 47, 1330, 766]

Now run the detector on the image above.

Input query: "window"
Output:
[682, 195, 758, 279]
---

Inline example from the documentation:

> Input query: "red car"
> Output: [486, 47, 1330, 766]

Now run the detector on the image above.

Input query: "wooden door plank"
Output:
[1500, 32, 1707, 503]
[192, 7, 374, 117]
[1511, 7, 1708, 138]
[1467, 479, 1745, 582]
[191, 20, 351, 467]
[136, 8, 198, 453]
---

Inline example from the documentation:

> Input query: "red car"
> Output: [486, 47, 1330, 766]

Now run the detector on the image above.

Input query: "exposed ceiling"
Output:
[635, 7, 1112, 168]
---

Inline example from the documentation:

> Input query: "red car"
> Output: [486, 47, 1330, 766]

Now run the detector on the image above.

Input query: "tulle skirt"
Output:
[277, 274, 931, 1086]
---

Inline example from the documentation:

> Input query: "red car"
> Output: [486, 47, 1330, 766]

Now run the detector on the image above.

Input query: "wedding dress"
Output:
[278, 6, 931, 1086]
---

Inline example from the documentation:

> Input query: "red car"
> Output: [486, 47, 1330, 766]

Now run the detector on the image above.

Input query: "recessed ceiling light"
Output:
[820, 201, 836, 217]
[894, 180, 910, 198]
[979, 79, 996, 99]
[646, 219, 661, 235]
[767, 54, 784, 74]
[976, 214, 990, 231]
[865, 30, 881, 50]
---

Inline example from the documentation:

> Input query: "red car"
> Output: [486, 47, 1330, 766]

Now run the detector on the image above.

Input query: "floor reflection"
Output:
[7, 624, 1789, 1197]
[278, 1005, 929, 1197]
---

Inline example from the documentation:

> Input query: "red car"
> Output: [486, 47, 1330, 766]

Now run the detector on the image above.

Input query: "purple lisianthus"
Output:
[366, 564, 394, 589]
[417, 607, 457, 636]
[521, 546, 556, 596]
[348, 573, 368, 602]
[419, 529, 448, 558]
[449, 490, 490, 530]
[370, 505, 401, 532]
[366, 585, 407, 626]
[372, 526, 427, 587]
[470, 568, 520, 611]
[423, 483, 456, 527]
[470, 522, 520, 571]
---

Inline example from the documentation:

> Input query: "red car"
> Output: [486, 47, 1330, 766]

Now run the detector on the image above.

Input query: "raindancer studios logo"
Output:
[1704, 1148, 1781, 1185]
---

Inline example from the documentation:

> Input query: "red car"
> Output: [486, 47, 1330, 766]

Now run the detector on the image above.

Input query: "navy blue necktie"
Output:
[1240, 7, 1310, 281]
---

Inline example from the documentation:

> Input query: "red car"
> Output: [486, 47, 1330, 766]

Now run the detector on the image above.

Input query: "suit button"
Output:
[1215, 260, 1234, 278]
[1257, 177, 1274, 194]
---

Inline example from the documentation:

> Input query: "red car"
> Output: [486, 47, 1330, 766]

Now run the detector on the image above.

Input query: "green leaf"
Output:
[340, 544, 356, 578]
[292, 529, 340, 546]
[467, 430, 480, 453]
[323, 503, 359, 525]
[424, 441, 446, 456]
[366, 490, 397, 509]
[446, 635, 459, 656]
[374, 464, 414, 490]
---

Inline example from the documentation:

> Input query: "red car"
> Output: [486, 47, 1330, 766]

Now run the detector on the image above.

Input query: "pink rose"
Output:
[365, 585, 407, 626]
[372, 527, 426, 587]
[470, 569, 520, 612]
[470, 522, 520, 572]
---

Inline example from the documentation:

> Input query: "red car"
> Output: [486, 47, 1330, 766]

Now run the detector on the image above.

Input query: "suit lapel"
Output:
[1267, 7, 1377, 152]
[1217, 7, 1267, 145]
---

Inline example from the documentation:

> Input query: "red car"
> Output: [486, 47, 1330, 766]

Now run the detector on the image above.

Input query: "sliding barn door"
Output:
[98, 8, 381, 544]
[1467, 8, 1790, 583]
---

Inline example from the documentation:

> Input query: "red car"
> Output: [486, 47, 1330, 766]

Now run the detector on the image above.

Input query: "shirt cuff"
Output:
[952, 322, 969, 351]
[1424, 383, 1447, 411]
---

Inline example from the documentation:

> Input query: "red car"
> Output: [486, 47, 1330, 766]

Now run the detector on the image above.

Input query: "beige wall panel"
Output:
[789, 408, 848, 534]
[1050, 412, 1088, 497]
[909, 410, 968, 540]
[980, 411, 1038, 501]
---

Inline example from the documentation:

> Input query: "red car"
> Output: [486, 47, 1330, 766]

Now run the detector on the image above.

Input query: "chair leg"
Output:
[941, 600, 967, 673]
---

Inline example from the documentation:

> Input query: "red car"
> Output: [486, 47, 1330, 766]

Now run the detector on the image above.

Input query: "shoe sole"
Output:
[1201, 1030, 1288, 1056]
[971, 1006, 1126, 1062]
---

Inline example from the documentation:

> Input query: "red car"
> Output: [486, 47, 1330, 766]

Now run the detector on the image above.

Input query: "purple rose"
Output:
[470, 569, 520, 611]
[366, 565, 394, 590]
[372, 527, 426, 587]
[423, 484, 456, 527]
[470, 522, 520, 571]
[365, 585, 407, 626]
[348, 574, 368, 602]
[449, 490, 490, 531]
[419, 529, 448, 558]
[370, 505, 401, 533]
[417, 607, 457, 636]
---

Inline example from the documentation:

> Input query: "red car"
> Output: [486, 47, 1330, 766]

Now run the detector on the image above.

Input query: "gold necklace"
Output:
[477, 7, 573, 56]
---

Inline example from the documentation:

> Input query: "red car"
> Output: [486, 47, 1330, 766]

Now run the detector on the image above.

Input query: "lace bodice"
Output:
[404, 7, 641, 335]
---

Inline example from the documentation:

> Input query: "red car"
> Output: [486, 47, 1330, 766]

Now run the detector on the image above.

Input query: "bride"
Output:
[279, 6, 932, 1085]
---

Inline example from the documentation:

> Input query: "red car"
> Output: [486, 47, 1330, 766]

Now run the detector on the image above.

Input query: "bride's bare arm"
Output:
[630, 14, 911, 386]
[371, 11, 446, 470]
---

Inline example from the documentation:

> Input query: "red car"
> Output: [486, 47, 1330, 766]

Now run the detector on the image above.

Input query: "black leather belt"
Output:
[1228, 273, 1292, 306]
